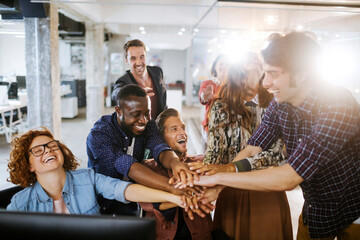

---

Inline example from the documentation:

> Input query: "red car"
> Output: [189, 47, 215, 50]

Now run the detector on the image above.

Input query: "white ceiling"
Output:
[33, 0, 360, 50]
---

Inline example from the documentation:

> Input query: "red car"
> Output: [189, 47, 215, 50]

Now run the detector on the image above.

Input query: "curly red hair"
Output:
[7, 127, 79, 187]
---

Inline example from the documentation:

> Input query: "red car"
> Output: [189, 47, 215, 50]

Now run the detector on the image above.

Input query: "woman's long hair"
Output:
[209, 52, 272, 133]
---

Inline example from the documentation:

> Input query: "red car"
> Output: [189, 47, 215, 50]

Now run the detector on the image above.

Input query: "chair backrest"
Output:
[0, 186, 23, 209]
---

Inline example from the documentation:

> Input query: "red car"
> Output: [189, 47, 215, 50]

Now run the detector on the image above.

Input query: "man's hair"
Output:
[123, 39, 146, 59]
[155, 108, 180, 137]
[261, 31, 321, 77]
[116, 84, 147, 107]
[211, 54, 226, 78]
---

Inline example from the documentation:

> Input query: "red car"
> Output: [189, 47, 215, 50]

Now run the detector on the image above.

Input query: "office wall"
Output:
[0, 34, 26, 77]
[59, 39, 71, 71]
[148, 49, 186, 84]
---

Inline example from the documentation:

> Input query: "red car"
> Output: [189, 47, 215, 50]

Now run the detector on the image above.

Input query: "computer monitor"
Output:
[0, 211, 155, 240]
[16, 76, 26, 89]
[8, 82, 18, 99]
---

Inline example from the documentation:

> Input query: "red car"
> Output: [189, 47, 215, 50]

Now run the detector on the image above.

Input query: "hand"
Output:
[199, 185, 224, 204]
[183, 194, 206, 220]
[198, 202, 215, 214]
[203, 85, 214, 101]
[183, 195, 215, 220]
[168, 195, 186, 209]
[170, 161, 198, 188]
[188, 162, 236, 175]
[194, 174, 218, 187]
[144, 87, 155, 97]
[169, 185, 191, 197]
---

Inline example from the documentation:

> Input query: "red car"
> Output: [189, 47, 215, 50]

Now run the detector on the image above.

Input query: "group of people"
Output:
[6, 32, 360, 240]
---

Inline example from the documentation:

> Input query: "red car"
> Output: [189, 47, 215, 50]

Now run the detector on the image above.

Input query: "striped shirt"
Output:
[248, 86, 360, 238]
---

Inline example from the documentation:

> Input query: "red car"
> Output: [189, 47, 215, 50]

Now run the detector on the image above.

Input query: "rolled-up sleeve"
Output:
[92, 170, 132, 204]
[145, 121, 172, 164]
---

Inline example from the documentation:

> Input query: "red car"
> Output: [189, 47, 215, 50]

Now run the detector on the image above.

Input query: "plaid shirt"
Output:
[248, 87, 360, 238]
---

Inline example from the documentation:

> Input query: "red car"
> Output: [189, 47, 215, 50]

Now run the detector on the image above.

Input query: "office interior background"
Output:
[1, 1, 360, 238]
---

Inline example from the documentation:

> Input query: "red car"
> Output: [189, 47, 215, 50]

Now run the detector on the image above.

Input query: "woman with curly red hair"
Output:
[7, 127, 185, 214]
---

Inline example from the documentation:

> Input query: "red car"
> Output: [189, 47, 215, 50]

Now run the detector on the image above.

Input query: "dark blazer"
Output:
[111, 66, 167, 117]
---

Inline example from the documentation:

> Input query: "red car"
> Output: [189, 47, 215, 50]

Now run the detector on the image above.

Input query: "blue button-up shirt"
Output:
[248, 86, 360, 238]
[86, 112, 171, 180]
[7, 169, 132, 214]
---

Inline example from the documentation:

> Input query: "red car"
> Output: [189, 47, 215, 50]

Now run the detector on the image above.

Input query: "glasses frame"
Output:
[29, 140, 60, 157]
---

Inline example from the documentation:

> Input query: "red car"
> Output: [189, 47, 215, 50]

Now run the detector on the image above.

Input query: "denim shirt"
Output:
[7, 169, 132, 215]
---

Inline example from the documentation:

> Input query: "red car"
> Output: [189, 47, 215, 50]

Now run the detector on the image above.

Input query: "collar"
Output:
[34, 181, 51, 203]
[62, 171, 74, 195]
[296, 88, 318, 115]
[35, 171, 74, 203]
[111, 112, 132, 140]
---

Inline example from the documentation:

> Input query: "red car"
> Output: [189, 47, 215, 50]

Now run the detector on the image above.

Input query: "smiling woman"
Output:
[6, 127, 186, 214]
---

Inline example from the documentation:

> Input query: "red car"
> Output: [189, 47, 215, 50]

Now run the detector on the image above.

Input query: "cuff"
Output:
[200, 92, 208, 104]
[233, 159, 252, 172]
[153, 143, 172, 164]
[114, 181, 133, 204]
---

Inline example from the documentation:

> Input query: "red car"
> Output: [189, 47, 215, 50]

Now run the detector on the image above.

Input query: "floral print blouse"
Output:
[203, 99, 285, 170]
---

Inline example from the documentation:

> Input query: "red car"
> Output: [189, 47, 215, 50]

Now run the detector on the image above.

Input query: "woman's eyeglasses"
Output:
[29, 140, 60, 157]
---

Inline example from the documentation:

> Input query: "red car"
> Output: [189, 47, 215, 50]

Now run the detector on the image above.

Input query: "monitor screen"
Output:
[0, 211, 155, 240]
[8, 82, 18, 99]
[16, 76, 26, 89]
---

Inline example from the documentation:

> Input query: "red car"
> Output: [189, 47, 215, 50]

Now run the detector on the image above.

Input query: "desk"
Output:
[0, 100, 27, 143]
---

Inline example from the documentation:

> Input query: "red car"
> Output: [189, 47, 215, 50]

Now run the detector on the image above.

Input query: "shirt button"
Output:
[123, 148, 127, 151]
[298, 138, 302, 142]
[308, 204, 312, 208]
[125, 137, 128, 139]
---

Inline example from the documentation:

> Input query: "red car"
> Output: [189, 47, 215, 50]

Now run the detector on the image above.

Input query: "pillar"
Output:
[24, 4, 61, 138]
[185, 43, 194, 106]
[85, 23, 104, 123]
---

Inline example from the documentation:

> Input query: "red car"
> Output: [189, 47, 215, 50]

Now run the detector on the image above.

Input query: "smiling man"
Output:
[111, 39, 167, 119]
[138, 108, 214, 240]
[194, 32, 360, 240]
[87, 85, 195, 216]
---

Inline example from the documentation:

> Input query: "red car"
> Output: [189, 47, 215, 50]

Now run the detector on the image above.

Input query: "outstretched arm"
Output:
[128, 162, 187, 196]
[194, 163, 303, 192]
[124, 184, 185, 208]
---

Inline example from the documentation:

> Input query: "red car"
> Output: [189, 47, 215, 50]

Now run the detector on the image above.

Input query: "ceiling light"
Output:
[296, 24, 304, 31]
[181, 28, 185, 32]
[264, 14, 278, 25]
[141, 30, 146, 34]
[194, 28, 199, 33]
[178, 31, 183, 36]
[139, 26, 145, 31]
